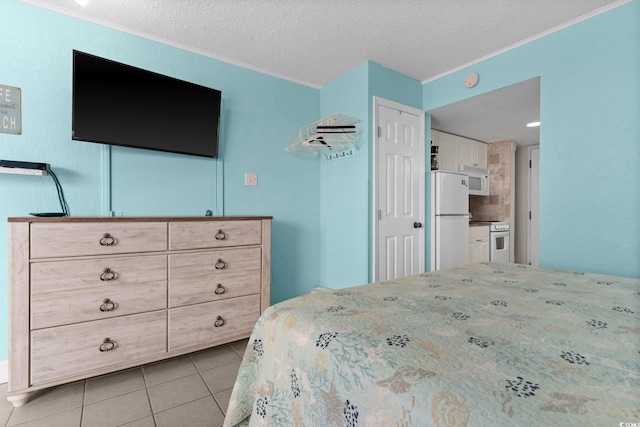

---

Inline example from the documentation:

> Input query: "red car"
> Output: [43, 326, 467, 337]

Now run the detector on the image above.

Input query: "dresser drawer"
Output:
[31, 311, 167, 384]
[31, 255, 167, 329]
[169, 220, 261, 250]
[31, 282, 166, 330]
[169, 248, 261, 307]
[168, 295, 260, 352]
[30, 222, 167, 259]
[31, 255, 167, 293]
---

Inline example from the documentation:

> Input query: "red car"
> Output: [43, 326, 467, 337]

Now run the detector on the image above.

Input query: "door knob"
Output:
[413, 222, 423, 229]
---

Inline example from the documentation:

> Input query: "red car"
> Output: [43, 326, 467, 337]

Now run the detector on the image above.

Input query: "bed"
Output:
[223, 262, 640, 426]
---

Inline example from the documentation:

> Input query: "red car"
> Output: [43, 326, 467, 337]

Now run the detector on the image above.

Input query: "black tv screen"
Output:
[72, 50, 221, 158]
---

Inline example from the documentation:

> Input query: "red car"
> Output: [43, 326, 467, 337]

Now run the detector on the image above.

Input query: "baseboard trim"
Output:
[0, 360, 7, 384]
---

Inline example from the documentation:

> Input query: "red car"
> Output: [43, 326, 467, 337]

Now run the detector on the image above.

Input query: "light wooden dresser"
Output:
[7, 216, 271, 407]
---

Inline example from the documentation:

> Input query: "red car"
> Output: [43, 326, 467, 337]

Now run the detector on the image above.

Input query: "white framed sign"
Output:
[0, 84, 21, 135]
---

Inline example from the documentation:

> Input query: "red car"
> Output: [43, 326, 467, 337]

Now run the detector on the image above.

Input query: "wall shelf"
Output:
[286, 114, 361, 158]
[0, 166, 47, 176]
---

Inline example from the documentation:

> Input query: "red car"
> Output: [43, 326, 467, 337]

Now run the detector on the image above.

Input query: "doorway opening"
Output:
[426, 77, 541, 269]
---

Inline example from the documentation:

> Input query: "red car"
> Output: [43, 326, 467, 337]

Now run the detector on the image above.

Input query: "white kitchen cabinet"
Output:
[437, 131, 459, 172]
[469, 225, 490, 264]
[474, 141, 488, 168]
[436, 131, 487, 172]
[459, 138, 475, 167]
[431, 129, 439, 147]
[460, 138, 487, 168]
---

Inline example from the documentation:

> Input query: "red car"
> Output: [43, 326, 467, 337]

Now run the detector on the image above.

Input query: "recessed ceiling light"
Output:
[526, 121, 540, 128]
[75, 0, 88, 6]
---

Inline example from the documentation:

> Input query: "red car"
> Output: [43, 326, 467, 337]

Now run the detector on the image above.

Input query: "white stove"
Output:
[490, 222, 510, 232]
[489, 222, 510, 262]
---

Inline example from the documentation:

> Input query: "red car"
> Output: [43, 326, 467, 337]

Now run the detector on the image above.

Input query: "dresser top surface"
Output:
[9, 215, 273, 223]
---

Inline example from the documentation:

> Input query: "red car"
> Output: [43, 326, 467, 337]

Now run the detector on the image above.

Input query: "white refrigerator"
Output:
[431, 171, 469, 271]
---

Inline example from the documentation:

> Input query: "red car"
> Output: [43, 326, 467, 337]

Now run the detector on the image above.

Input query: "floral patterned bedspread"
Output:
[223, 262, 640, 426]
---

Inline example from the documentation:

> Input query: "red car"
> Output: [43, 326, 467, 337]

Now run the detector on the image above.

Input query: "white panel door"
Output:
[376, 100, 424, 281]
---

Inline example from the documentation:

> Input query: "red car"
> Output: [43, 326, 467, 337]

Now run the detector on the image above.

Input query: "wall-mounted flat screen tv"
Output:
[72, 50, 221, 158]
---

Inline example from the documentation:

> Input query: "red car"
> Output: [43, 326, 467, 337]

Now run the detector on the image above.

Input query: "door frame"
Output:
[527, 144, 540, 265]
[372, 96, 426, 281]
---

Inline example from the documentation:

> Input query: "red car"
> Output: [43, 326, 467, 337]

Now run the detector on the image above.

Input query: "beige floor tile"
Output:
[2, 345, 246, 427]
[10, 407, 81, 427]
[85, 368, 146, 405]
[117, 415, 156, 427]
[189, 346, 241, 373]
[81, 389, 151, 427]
[1, 382, 15, 426]
[154, 396, 224, 427]
[0, 406, 12, 427]
[229, 339, 248, 358]
[143, 355, 198, 387]
[7, 381, 84, 426]
[200, 361, 241, 395]
[147, 373, 209, 414]
[213, 388, 233, 415]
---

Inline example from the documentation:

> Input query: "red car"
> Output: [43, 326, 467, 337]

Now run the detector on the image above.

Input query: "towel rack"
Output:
[286, 114, 361, 158]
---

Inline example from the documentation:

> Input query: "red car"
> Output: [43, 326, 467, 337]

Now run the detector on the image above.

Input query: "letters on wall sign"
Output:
[0, 84, 21, 135]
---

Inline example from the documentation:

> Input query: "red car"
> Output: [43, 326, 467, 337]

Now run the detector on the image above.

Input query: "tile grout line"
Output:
[1, 341, 248, 427]
[79, 380, 87, 427]
[4, 403, 13, 427]
[191, 353, 226, 416]
[6, 383, 86, 427]
[4, 385, 13, 427]
[141, 366, 158, 427]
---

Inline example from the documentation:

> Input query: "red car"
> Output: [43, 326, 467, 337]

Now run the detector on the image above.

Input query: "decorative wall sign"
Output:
[0, 84, 22, 135]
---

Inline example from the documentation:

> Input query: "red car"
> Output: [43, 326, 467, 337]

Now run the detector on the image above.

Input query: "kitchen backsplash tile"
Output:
[469, 140, 515, 222]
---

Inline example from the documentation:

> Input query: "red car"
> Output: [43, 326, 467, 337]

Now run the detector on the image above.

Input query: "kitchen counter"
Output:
[469, 221, 493, 226]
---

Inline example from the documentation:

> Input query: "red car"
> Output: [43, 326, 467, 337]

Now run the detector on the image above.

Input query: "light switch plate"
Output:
[245, 173, 257, 186]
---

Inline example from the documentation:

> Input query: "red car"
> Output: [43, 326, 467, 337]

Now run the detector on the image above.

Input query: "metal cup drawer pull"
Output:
[99, 298, 117, 312]
[214, 283, 227, 295]
[215, 259, 227, 270]
[100, 268, 118, 281]
[99, 338, 117, 352]
[215, 229, 227, 240]
[214, 316, 225, 327]
[99, 233, 117, 246]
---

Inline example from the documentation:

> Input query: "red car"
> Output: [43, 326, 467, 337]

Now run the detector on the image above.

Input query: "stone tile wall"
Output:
[469, 140, 514, 222]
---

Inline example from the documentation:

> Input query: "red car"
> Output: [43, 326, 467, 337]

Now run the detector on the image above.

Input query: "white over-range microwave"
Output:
[459, 164, 490, 196]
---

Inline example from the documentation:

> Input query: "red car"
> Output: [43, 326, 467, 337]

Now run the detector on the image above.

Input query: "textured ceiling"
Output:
[19, 0, 627, 147]
[22, 0, 624, 87]
[430, 78, 540, 146]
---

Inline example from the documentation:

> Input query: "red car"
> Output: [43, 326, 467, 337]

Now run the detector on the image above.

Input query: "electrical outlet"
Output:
[245, 173, 258, 186]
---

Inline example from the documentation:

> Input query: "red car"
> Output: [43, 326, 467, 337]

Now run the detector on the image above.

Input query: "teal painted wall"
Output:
[423, 1, 640, 277]
[319, 63, 370, 288]
[368, 62, 422, 110]
[318, 62, 422, 289]
[0, 2, 320, 361]
[1, 0, 637, 366]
